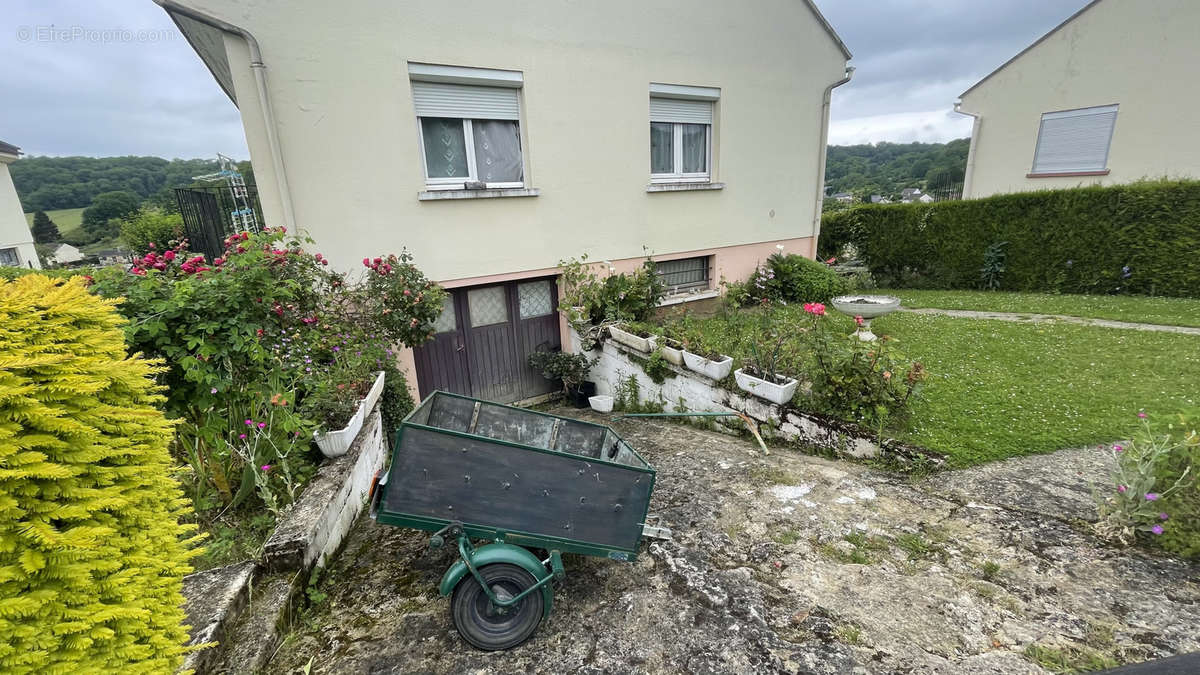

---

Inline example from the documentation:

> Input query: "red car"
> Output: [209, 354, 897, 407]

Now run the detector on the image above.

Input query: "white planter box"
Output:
[734, 368, 799, 405]
[314, 371, 385, 458]
[588, 395, 614, 413]
[608, 325, 658, 353]
[658, 339, 685, 366]
[682, 350, 733, 380]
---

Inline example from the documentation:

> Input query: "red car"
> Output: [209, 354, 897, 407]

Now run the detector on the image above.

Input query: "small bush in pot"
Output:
[735, 296, 800, 403]
[528, 350, 598, 403]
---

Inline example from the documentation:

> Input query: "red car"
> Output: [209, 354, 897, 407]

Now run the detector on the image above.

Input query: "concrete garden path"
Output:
[899, 307, 1200, 336]
[265, 414, 1199, 674]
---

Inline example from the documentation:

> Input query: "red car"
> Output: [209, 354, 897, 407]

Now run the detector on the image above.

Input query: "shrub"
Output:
[819, 179, 1200, 297]
[1094, 414, 1198, 556]
[0, 275, 197, 672]
[558, 255, 665, 325]
[379, 363, 416, 436]
[527, 350, 597, 394]
[119, 207, 185, 254]
[742, 254, 846, 306]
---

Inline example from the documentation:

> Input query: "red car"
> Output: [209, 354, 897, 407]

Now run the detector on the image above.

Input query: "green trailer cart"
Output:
[369, 391, 667, 650]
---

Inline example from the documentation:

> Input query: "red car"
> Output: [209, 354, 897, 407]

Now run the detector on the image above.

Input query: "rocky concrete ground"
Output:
[264, 412, 1199, 675]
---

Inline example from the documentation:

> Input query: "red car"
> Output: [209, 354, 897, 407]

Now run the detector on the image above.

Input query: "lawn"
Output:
[24, 207, 85, 232]
[885, 289, 1200, 329]
[649, 306, 1200, 467]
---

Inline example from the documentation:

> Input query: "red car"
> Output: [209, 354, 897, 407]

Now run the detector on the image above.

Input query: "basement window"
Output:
[656, 256, 711, 292]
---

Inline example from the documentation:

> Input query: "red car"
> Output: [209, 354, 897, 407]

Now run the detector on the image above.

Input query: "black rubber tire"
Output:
[450, 563, 545, 651]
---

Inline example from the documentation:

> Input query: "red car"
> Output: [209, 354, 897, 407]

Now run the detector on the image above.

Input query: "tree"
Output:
[30, 210, 60, 243]
[81, 190, 141, 242]
[120, 207, 185, 254]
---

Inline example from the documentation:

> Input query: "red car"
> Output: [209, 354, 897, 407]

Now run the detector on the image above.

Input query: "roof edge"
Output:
[163, 9, 238, 105]
[803, 0, 852, 60]
[959, 0, 1103, 99]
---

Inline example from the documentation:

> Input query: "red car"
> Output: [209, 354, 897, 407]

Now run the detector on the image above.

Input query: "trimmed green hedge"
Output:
[819, 180, 1200, 297]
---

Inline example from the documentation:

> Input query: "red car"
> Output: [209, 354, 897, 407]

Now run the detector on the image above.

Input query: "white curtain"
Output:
[421, 118, 468, 178]
[680, 123, 706, 173]
[650, 122, 674, 174]
[472, 120, 523, 182]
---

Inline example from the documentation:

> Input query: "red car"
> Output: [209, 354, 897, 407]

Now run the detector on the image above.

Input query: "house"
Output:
[955, 0, 1200, 198]
[831, 192, 854, 203]
[0, 141, 41, 270]
[899, 188, 922, 202]
[917, 193, 934, 203]
[49, 243, 83, 266]
[869, 195, 891, 204]
[159, 0, 852, 404]
[93, 248, 132, 266]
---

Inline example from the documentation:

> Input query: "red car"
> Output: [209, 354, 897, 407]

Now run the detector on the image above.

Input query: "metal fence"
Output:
[927, 181, 964, 202]
[174, 185, 263, 261]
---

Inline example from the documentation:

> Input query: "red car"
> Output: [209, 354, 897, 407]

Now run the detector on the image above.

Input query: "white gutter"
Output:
[953, 100, 980, 200]
[811, 66, 854, 254]
[153, 0, 296, 232]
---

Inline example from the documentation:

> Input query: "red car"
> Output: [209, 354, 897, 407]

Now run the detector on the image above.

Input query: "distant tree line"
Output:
[824, 138, 969, 202]
[9, 155, 253, 213]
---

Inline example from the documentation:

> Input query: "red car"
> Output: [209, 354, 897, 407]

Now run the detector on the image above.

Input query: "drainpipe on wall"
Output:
[954, 100, 980, 200]
[152, 0, 296, 232]
[811, 66, 854, 257]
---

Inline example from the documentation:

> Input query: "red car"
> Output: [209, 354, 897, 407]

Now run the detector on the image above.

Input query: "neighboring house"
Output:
[955, 0, 1200, 198]
[0, 141, 41, 270]
[160, 0, 852, 404]
[899, 188, 922, 202]
[869, 195, 890, 204]
[93, 248, 132, 266]
[831, 192, 853, 203]
[49, 243, 83, 266]
[917, 193, 934, 203]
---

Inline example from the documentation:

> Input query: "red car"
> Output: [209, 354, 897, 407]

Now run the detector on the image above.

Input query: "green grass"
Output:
[886, 289, 1200, 328]
[653, 304, 1200, 466]
[24, 207, 85, 232]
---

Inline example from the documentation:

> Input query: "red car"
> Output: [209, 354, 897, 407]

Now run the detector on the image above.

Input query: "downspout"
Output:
[954, 100, 980, 199]
[811, 66, 854, 258]
[153, 0, 296, 231]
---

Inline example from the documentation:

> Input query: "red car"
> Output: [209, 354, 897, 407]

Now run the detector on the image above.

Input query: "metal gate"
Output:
[175, 185, 262, 260]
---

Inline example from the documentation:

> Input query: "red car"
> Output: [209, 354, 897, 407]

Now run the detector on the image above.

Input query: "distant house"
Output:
[917, 193, 934, 203]
[955, 0, 1200, 198]
[831, 192, 853, 203]
[161, 0, 853, 404]
[93, 248, 132, 266]
[869, 195, 891, 204]
[899, 188, 923, 202]
[0, 140, 41, 269]
[49, 243, 83, 266]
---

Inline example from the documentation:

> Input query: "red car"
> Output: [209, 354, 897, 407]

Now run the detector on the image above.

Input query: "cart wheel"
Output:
[450, 563, 545, 650]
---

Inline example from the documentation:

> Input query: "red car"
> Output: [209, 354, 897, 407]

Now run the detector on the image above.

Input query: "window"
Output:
[410, 67, 524, 190]
[656, 256, 710, 292]
[650, 94, 714, 182]
[1031, 104, 1118, 175]
[0, 248, 19, 267]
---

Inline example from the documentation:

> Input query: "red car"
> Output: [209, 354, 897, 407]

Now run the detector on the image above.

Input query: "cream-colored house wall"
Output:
[0, 159, 40, 270]
[958, 0, 1200, 198]
[170, 0, 848, 282]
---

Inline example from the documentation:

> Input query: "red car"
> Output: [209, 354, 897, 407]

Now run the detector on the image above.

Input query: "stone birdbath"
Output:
[831, 294, 901, 341]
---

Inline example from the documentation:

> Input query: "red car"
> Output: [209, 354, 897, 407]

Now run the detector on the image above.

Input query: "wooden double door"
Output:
[413, 277, 561, 404]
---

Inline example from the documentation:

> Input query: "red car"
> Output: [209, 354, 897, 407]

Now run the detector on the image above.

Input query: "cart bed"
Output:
[377, 392, 655, 557]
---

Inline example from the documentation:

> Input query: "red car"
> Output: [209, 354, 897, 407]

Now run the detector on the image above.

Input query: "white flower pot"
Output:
[734, 368, 799, 405]
[313, 371, 385, 458]
[658, 339, 685, 366]
[608, 325, 658, 353]
[588, 395, 614, 413]
[682, 350, 733, 380]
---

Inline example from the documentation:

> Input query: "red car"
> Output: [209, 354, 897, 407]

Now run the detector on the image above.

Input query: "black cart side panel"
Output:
[383, 425, 652, 552]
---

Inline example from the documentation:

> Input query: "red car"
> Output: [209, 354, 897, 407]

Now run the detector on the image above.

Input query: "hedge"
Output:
[819, 180, 1200, 297]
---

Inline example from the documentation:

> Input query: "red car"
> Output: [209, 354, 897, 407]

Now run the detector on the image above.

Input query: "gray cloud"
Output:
[0, 0, 1092, 158]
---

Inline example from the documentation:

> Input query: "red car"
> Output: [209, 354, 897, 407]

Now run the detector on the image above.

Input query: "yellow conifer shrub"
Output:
[0, 275, 198, 673]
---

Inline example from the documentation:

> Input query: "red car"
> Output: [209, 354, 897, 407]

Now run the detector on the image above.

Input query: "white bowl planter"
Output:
[830, 294, 901, 341]
[608, 325, 658, 353]
[314, 370, 385, 458]
[657, 339, 685, 366]
[734, 368, 799, 405]
[588, 395, 614, 413]
[682, 350, 734, 380]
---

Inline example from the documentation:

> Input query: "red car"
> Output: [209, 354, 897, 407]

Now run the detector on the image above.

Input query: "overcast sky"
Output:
[0, 0, 1091, 158]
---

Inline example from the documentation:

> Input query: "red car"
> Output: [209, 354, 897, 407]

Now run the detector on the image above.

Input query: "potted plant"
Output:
[306, 369, 386, 457]
[607, 324, 659, 353]
[680, 334, 734, 380]
[734, 297, 798, 404]
[656, 335, 685, 366]
[528, 350, 599, 408]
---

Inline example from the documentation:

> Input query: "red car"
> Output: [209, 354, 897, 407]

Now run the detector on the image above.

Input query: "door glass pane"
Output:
[681, 123, 707, 173]
[472, 120, 523, 183]
[420, 117, 469, 179]
[518, 280, 553, 319]
[432, 294, 457, 333]
[650, 122, 674, 174]
[468, 286, 508, 327]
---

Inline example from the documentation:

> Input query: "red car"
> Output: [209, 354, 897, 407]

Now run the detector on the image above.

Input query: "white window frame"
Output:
[1030, 104, 1118, 175]
[416, 117, 525, 191]
[650, 123, 712, 184]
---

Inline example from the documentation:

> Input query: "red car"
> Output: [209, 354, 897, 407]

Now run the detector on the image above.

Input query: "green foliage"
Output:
[119, 207, 184, 254]
[557, 254, 665, 325]
[820, 180, 1200, 297]
[527, 350, 597, 393]
[738, 254, 847, 307]
[1094, 415, 1198, 557]
[612, 374, 665, 413]
[0, 275, 197, 672]
[886, 289, 1200, 328]
[641, 350, 673, 385]
[1023, 643, 1117, 674]
[30, 210, 59, 243]
[823, 139, 969, 201]
[81, 190, 141, 242]
[979, 241, 1008, 290]
[10, 155, 230, 212]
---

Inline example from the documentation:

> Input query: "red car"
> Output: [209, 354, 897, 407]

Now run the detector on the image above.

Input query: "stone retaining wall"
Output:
[579, 331, 941, 466]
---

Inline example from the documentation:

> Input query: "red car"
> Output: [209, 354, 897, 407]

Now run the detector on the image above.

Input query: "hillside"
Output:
[9, 156, 225, 212]
[824, 138, 970, 200]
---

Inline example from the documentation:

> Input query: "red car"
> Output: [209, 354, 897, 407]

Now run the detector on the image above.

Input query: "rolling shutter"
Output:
[1031, 105, 1118, 173]
[411, 82, 519, 120]
[650, 97, 713, 125]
